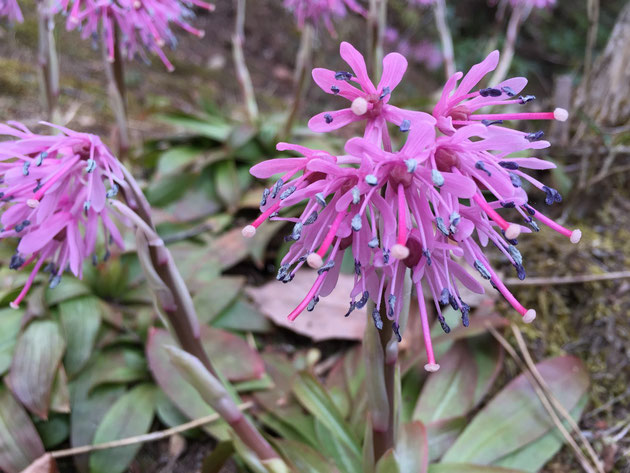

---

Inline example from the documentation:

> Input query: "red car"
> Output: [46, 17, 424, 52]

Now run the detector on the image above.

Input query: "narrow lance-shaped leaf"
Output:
[59, 296, 102, 376]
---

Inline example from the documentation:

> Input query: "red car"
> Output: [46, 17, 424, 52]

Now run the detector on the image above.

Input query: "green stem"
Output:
[367, 0, 387, 77]
[433, 0, 455, 79]
[37, 0, 59, 122]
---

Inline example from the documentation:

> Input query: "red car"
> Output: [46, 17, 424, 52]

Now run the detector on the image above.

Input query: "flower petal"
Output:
[312, 68, 362, 100]
[308, 108, 362, 133]
[250, 158, 308, 178]
[339, 42, 376, 94]
[377, 52, 408, 93]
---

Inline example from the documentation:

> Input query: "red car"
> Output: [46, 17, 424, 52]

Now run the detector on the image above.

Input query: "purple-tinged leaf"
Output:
[0, 307, 23, 375]
[7, 320, 66, 419]
[375, 448, 401, 473]
[426, 417, 467, 462]
[442, 356, 589, 464]
[273, 438, 339, 473]
[428, 464, 527, 473]
[412, 342, 477, 423]
[49, 366, 70, 414]
[397, 421, 428, 473]
[0, 385, 45, 473]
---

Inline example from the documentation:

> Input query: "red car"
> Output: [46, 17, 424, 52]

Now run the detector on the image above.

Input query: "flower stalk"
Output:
[282, 22, 314, 138]
[102, 26, 130, 159]
[119, 167, 278, 461]
[432, 0, 455, 79]
[367, 0, 387, 77]
[36, 0, 59, 122]
[489, 2, 532, 86]
[232, 0, 259, 125]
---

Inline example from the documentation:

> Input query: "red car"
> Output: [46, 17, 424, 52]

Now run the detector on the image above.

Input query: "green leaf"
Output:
[214, 160, 242, 212]
[493, 394, 589, 472]
[88, 348, 149, 391]
[273, 438, 339, 473]
[155, 391, 202, 438]
[428, 464, 527, 473]
[59, 296, 102, 376]
[50, 365, 70, 413]
[375, 449, 400, 473]
[157, 113, 232, 141]
[0, 307, 23, 375]
[397, 421, 428, 473]
[426, 417, 466, 462]
[157, 146, 203, 175]
[0, 384, 45, 473]
[201, 441, 235, 473]
[211, 299, 272, 333]
[145, 173, 197, 207]
[470, 337, 503, 406]
[314, 419, 362, 473]
[7, 319, 66, 419]
[442, 356, 589, 465]
[192, 276, 245, 324]
[292, 372, 361, 459]
[89, 384, 158, 473]
[35, 413, 69, 449]
[45, 277, 91, 306]
[413, 342, 477, 424]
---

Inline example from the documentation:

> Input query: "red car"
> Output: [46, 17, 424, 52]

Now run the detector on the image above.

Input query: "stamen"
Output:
[260, 188, 270, 207]
[368, 237, 379, 248]
[501, 86, 516, 97]
[379, 87, 391, 100]
[304, 211, 318, 225]
[435, 217, 450, 236]
[519, 95, 536, 104]
[479, 87, 502, 97]
[392, 323, 402, 342]
[400, 119, 411, 133]
[335, 71, 353, 81]
[271, 179, 284, 199]
[418, 286, 439, 371]
[351, 186, 360, 204]
[431, 169, 445, 187]
[542, 186, 562, 205]
[315, 193, 327, 207]
[371, 307, 383, 330]
[528, 206, 582, 243]
[365, 174, 378, 186]
[309, 211, 346, 267]
[351, 214, 362, 231]
[280, 186, 297, 200]
[499, 161, 519, 170]
[324, 113, 333, 124]
[331, 85, 340, 94]
[317, 260, 335, 275]
[474, 260, 492, 280]
[405, 159, 417, 173]
[356, 291, 369, 309]
[525, 131, 544, 142]
[475, 161, 492, 176]
[394, 183, 409, 259]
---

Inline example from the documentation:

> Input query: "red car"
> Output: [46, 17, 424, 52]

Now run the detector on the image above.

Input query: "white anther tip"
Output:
[391, 244, 409, 260]
[570, 229, 582, 244]
[241, 225, 256, 238]
[505, 223, 521, 240]
[523, 309, 536, 324]
[424, 363, 440, 372]
[26, 199, 39, 208]
[351, 97, 368, 116]
[9, 301, 19, 310]
[553, 108, 569, 122]
[306, 253, 323, 269]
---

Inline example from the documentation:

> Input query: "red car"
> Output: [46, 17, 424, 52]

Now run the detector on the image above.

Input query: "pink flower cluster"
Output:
[57, 0, 214, 71]
[284, 0, 366, 36]
[0, 0, 23, 22]
[0, 122, 127, 308]
[244, 42, 578, 371]
[511, 0, 555, 8]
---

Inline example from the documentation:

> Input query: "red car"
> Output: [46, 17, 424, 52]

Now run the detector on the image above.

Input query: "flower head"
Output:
[0, 122, 127, 308]
[0, 0, 23, 22]
[308, 42, 432, 141]
[284, 0, 366, 36]
[58, 0, 214, 71]
[245, 45, 580, 372]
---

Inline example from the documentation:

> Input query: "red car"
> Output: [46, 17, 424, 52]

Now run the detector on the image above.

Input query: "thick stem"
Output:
[433, 0, 455, 79]
[232, 0, 259, 125]
[372, 309, 396, 462]
[37, 0, 59, 122]
[103, 27, 130, 159]
[367, 0, 387, 77]
[489, 3, 531, 86]
[282, 23, 313, 139]
[120, 172, 278, 460]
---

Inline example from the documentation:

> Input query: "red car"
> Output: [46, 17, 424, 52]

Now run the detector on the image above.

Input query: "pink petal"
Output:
[510, 158, 556, 170]
[377, 52, 408, 93]
[455, 50, 500, 98]
[308, 108, 361, 133]
[250, 158, 307, 178]
[339, 42, 376, 94]
[312, 68, 362, 101]
[18, 212, 70, 255]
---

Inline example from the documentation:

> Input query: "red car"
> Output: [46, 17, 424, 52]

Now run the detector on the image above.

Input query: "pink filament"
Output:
[490, 275, 528, 316]
[32, 155, 80, 201]
[316, 211, 346, 258]
[530, 208, 572, 238]
[470, 112, 556, 121]
[287, 273, 327, 321]
[417, 286, 437, 365]
[251, 201, 282, 228]
[11, 256, 47, 308]
[472, 194, 509, 231]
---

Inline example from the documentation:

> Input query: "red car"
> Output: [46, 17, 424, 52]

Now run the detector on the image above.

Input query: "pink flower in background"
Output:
[0, 0, 23, 22]
[408, 0, 435, 5]
[246, 43, 580, 371]
[510, 0, 555, 8]
[57, 0, 214, 71]
[284, 0, 366, 36]
[308, 41, 432, 148]
[0, 122, 127, 308]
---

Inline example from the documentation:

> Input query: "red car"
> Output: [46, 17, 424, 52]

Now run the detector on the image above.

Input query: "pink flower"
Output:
[510, 0, 555, 8]
[284, 0, 366, 36]
[0, 0, 23, 22]
[408, 0, 435, 5]
[0, 122, 127, 308]
[245, 43, 580, 372]
[58, 0, 214, 71]
[308, 42, 432, 146]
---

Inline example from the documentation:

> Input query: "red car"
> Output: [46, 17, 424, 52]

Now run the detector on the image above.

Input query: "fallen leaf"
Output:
[246, 270, 366, 341]
[18, 454, 57, 473]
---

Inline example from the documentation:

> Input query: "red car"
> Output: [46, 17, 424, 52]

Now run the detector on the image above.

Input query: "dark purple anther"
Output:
[324, 113, 333, 124]
[519, 95, 536, 104]
[499, 161, 519, 170]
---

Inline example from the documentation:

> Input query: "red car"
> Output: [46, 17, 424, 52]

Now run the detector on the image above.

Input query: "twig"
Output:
[50, 402, 252, 458]
[487, 324, 599, 473]
[232, 0, 259, 125]
[282, 22, 313, 139]
[489, 3, 531, 86]
[584, 0, 600, 91]
[433, 0, 455, 79]
[36, 0, 59, 122]
[504, 271, 630, 287]
[511, 324, 605, 473]
[367, 0, 387, 77]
